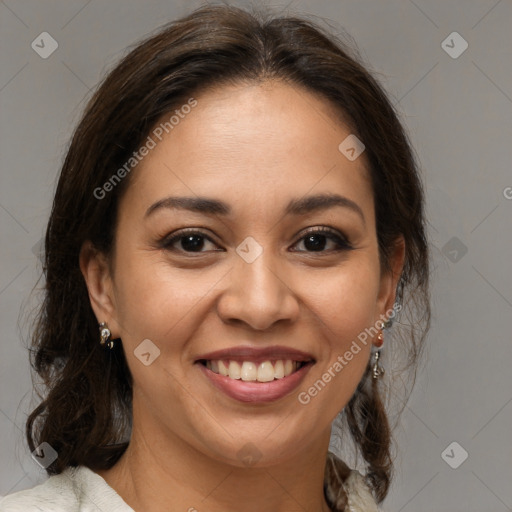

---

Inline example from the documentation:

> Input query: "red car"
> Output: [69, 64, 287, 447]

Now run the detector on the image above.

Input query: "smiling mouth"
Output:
[197, 359, 312, 383]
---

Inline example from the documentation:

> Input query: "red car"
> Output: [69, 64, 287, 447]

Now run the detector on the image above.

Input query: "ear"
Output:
[79, 240, 120, 337]
[376, 235, 405, 319]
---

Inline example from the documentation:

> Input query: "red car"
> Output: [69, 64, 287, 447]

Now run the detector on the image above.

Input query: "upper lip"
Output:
[195, 345, 315, 364]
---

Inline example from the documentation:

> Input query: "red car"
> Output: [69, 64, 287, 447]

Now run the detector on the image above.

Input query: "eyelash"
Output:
[160, 227, 353, 255]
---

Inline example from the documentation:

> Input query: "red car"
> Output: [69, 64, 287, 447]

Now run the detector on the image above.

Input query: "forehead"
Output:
[120, 80, 374, 223]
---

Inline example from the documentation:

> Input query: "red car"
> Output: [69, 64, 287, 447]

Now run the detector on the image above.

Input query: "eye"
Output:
[161, 229, 219, 253]
[292, 227, 353, 253]
[161, 227, 352, 255]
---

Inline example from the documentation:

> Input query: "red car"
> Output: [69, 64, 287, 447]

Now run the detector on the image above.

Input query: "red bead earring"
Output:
[375, 330, 384, 348]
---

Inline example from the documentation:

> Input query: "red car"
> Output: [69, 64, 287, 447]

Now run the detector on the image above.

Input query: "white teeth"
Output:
[205, 359, 305, 382]
[241, 361, 257, 381]
[284, 360, 294, 377]
[257, 361, 275, 382]
[228, 360, 241, 379]
[218, 360, 229, 376]
[274, 360, 284, 379]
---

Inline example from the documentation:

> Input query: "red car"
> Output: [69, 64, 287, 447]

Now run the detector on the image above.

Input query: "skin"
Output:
[80, 80, 404, 512]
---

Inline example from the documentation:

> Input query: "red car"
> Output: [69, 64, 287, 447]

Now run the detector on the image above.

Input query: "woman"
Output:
[0, 4, 430, 511]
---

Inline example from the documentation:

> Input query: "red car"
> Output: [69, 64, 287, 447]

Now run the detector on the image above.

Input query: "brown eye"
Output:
[292, 228, 352, 253]
[160, 227, 352, 255]
[161, 230, 219, 253]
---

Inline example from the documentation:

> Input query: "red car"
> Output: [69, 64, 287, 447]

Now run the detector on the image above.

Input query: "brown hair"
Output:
[26, 4, 430, 504]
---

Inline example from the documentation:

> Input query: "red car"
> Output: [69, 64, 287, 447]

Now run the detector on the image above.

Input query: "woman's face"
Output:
[83, 80, 403, 467]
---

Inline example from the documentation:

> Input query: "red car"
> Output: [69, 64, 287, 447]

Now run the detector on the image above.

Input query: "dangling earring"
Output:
[372, 351, 384, 379]
[99, 322, 115, 350]
[372, 330, 384, 379]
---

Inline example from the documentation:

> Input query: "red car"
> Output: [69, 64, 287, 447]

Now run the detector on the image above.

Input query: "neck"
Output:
[97, 404, 334, 512]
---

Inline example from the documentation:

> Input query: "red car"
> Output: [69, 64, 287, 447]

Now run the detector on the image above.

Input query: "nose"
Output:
[216, 249, 300, 331]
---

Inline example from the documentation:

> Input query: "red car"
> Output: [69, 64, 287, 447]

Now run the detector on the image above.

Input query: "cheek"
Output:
[301, 260, 379, 405]
[307, 257, 381, 336]
[110, 254, 214, 411]
[112, 251, 218, 348]
[113, 246, 381, 353]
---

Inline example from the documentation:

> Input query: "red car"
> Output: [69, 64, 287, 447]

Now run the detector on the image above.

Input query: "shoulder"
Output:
[0, 467, 81, 512]
[342, 470, 380, 512]
[0, 466, 134, 512]
[324, 451, 380, 512]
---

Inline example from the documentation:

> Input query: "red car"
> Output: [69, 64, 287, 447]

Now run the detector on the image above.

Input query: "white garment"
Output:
[0, 463, 379, 511]
[0, 466, 134, 512]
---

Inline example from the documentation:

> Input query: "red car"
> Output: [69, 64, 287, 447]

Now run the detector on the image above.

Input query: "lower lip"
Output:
[196, 362, 314, 403]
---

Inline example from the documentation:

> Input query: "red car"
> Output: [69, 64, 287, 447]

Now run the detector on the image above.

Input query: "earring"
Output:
[372, 330, 384, 379]
[372, 350, 384, 379]
[99, 322, 115, 350]
[375, 330, 384, 348]
[383, 317, 393, 329]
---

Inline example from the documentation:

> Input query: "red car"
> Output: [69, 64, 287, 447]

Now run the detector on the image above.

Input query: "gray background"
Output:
[1, 0, 511, 510]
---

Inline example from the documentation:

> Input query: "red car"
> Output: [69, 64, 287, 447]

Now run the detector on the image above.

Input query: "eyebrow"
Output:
[145, 193, 365, 225]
